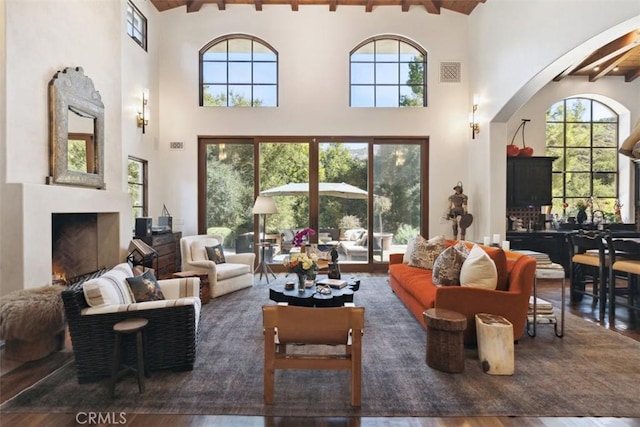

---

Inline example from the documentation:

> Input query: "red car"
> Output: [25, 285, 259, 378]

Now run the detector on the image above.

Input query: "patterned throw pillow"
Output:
[408, 235, 445, 270]
[206, 244, 226, 264]
[432, 241, 470, 286]
[460, 244, 498, 290]
[126, 270, 165, 303]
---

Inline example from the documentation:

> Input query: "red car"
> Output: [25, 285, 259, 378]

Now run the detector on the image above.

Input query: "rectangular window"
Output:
[126, 1, 147, 51]
[128, 156, 148, 228]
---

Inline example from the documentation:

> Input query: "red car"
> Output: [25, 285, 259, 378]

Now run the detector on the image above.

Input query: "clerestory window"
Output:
[126, 1, 147, 51]
[350, 36, 427, 108]
[200, 34, 278, 107]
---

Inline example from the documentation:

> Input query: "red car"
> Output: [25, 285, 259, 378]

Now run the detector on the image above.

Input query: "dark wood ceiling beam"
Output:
[421, 0, 441, 14]
[254, 0, 263, 11]
[186, 0, 205, 12]
[329, 0, 337, 11]
[216, 0, 226, 10]
[401, 0, 410, 12]
[575, 31, 639, 72]
[365, 0, 373, 12]
[626, 67, 640, 82]
[588, 49, 635, 82]
[291, 0, 298, 11]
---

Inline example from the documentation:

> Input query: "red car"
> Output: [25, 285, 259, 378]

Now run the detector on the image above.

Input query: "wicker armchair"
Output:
[62, 272, 200, 384]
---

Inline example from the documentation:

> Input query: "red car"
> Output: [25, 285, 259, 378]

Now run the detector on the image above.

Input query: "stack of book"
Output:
[512, 250, 552, 267]
[528, 296, 556, 324]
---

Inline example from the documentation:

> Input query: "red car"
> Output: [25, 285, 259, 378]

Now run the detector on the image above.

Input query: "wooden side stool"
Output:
[475, 313, 514, 375]
[110, 318, 149, 398]
[423, 308, 467, 373]
[172, 270, 210, 304]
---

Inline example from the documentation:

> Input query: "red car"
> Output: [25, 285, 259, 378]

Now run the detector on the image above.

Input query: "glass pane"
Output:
[373, 144, 421, 263]
[399, 42, 420, 61]
[565, 123, 590, 146]
[376, 63, 398, 84]
[259, 142, 310, 263]
[203, 85, 227, 106]
[202, 62, 226, 84]
[545, 123, 564, 146]
[352, 43, 375, 62]
[351, 63, 374, 84]
[351, 85, 374, 107]
[203, 43, 227, 61]
[205, 143, 255, 253]
[376, 86, 398, 107]
[593, 148, 617, 172]
[253, 43, 275, 61]
[593, 173, 617, 197]
[228, 38, 252, 61]
[400, 85, 422, 107]
[566, 98, 591, 122]
[228, 85, 252, 106]
[228, 62, 251, 84]
[375, 39, 398, 62]
[551, 173, 563, 197]
[400, 61, 423, 85]
[67, 139, 88, 172]
[318, 141, 368, 264]
[566, 148, 590, 171]
[565, 173, 591, 198]
[546, 147, 563, 171]
[593, 123, 617, 147]
[546, 101, 564, 122]
[253, 62, 276, 84]
[593, 101, 616, 122]
[253, 85, 277, 107]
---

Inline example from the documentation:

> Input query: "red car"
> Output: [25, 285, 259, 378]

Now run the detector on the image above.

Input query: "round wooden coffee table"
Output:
[269, 276, 359, 307]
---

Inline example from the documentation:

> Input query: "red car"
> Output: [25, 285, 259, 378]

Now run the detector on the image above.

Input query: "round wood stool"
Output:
[423, 308, 467, 373]
[110, 318, 149, 398]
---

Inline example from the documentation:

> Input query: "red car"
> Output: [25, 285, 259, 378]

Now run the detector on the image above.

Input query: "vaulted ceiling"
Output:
[149, 0, 640, 82]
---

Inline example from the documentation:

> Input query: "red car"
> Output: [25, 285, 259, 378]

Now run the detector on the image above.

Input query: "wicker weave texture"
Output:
[62, 286, 199, 384]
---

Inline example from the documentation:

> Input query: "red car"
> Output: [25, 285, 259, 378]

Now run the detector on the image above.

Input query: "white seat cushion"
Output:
[215, 263, 251, 280]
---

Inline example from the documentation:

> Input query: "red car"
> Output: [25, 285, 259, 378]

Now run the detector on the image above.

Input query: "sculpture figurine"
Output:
[448, 182, 473, 240]
[328, 247, 341, 279]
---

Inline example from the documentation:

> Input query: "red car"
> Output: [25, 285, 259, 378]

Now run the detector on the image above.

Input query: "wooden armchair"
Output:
[262, 305, 365, 406]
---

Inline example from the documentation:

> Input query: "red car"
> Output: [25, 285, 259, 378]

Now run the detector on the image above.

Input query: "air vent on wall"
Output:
[440, 62, 461, 83]
[169, 141, 184, 151]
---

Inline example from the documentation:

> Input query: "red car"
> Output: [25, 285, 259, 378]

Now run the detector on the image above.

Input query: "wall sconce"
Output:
[470, 95, 479, 139]
[137, 91, 149, 134]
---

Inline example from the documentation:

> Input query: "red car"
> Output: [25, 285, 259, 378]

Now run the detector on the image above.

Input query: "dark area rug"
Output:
[2, 275, 639, 417]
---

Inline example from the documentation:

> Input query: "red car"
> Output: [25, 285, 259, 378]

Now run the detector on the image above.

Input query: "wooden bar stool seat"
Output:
[110, 317, 149, 398]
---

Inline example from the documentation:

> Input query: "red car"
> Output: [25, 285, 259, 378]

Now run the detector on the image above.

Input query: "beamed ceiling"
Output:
[149, 0, 640, 82]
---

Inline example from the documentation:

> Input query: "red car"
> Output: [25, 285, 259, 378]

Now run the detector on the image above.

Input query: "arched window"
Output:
[200, 34, 278, 107]
[350, 36, 427, 108]
[545, 97, 619, 220]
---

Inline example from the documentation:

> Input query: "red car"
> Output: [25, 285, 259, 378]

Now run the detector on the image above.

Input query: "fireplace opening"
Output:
[51, 212, 120, 283]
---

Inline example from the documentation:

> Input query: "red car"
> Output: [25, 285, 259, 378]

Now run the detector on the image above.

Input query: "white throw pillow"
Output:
[403, 237, 416, 264]
[83, 265, 135, 307]
[459, 244, 498, 290]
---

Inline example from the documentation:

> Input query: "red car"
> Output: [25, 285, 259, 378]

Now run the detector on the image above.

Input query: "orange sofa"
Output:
[388, 241, 536, 343]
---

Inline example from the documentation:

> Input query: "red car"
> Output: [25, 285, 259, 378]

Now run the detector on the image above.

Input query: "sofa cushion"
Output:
[402, 237, 417, 264]
[408, 235, 445, 270]
[206, 244, 226, 264]
[389, 263, 438, 309]
[215, 263, 251, 280]
[83, 264, 134, 307]
[460, 244, 498, 290]
[477, 244, 509, 291]
[432, 241, 469, 286]
[190, 237, 220, 262]
[126, 270, 165, 303]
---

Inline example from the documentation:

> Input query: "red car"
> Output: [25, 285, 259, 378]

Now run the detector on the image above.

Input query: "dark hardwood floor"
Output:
[1, 276, 638, 427]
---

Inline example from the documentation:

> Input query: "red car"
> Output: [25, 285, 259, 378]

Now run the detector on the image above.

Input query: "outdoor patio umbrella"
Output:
[261, 182, 368, 199]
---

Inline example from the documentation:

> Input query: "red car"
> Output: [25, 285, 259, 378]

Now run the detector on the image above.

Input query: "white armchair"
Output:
[180, 234, 255, 298]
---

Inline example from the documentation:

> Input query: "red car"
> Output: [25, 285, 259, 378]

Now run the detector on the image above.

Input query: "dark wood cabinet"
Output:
[140, 232, 182, 279]
[507, 157, 554, 207]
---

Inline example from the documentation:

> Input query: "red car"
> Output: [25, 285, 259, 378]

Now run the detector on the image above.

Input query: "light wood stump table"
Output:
[475, 313, 514, 375]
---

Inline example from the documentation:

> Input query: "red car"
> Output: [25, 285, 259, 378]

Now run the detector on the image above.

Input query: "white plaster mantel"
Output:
[0, 183, 132, 294]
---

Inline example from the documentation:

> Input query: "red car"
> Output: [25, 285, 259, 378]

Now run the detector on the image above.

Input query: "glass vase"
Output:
[297, 273, 306, 292]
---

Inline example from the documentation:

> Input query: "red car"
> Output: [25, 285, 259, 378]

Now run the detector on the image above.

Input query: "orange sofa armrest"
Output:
[389, 253, 404, 265]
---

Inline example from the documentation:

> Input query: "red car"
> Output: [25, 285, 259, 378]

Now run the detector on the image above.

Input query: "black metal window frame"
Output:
[128, 156, 148, 222]
[546, 97, 619, 210]
[349, 35, 427, 108]
[199, 34, 278, 107]
[126, 1, 147, 51]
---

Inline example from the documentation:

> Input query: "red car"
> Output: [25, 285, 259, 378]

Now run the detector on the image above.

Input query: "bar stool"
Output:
[605, 235, 640, 326]
[569, 230, 607, 321]
[110, 318, 149, 398]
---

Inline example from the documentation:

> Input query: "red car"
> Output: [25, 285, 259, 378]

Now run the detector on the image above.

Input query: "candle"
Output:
[493, 234, 501, 244]
[483, 236, 490, 245]
[501, 240, 510, 251]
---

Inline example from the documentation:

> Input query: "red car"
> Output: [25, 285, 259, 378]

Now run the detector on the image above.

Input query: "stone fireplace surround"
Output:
[1, 182, 132, 295]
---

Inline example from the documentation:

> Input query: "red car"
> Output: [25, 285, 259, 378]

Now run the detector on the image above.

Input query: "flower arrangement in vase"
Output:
[283, 252, 319, 291]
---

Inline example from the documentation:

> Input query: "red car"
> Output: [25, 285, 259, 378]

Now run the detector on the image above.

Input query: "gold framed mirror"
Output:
[48, 67, 105, 189]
